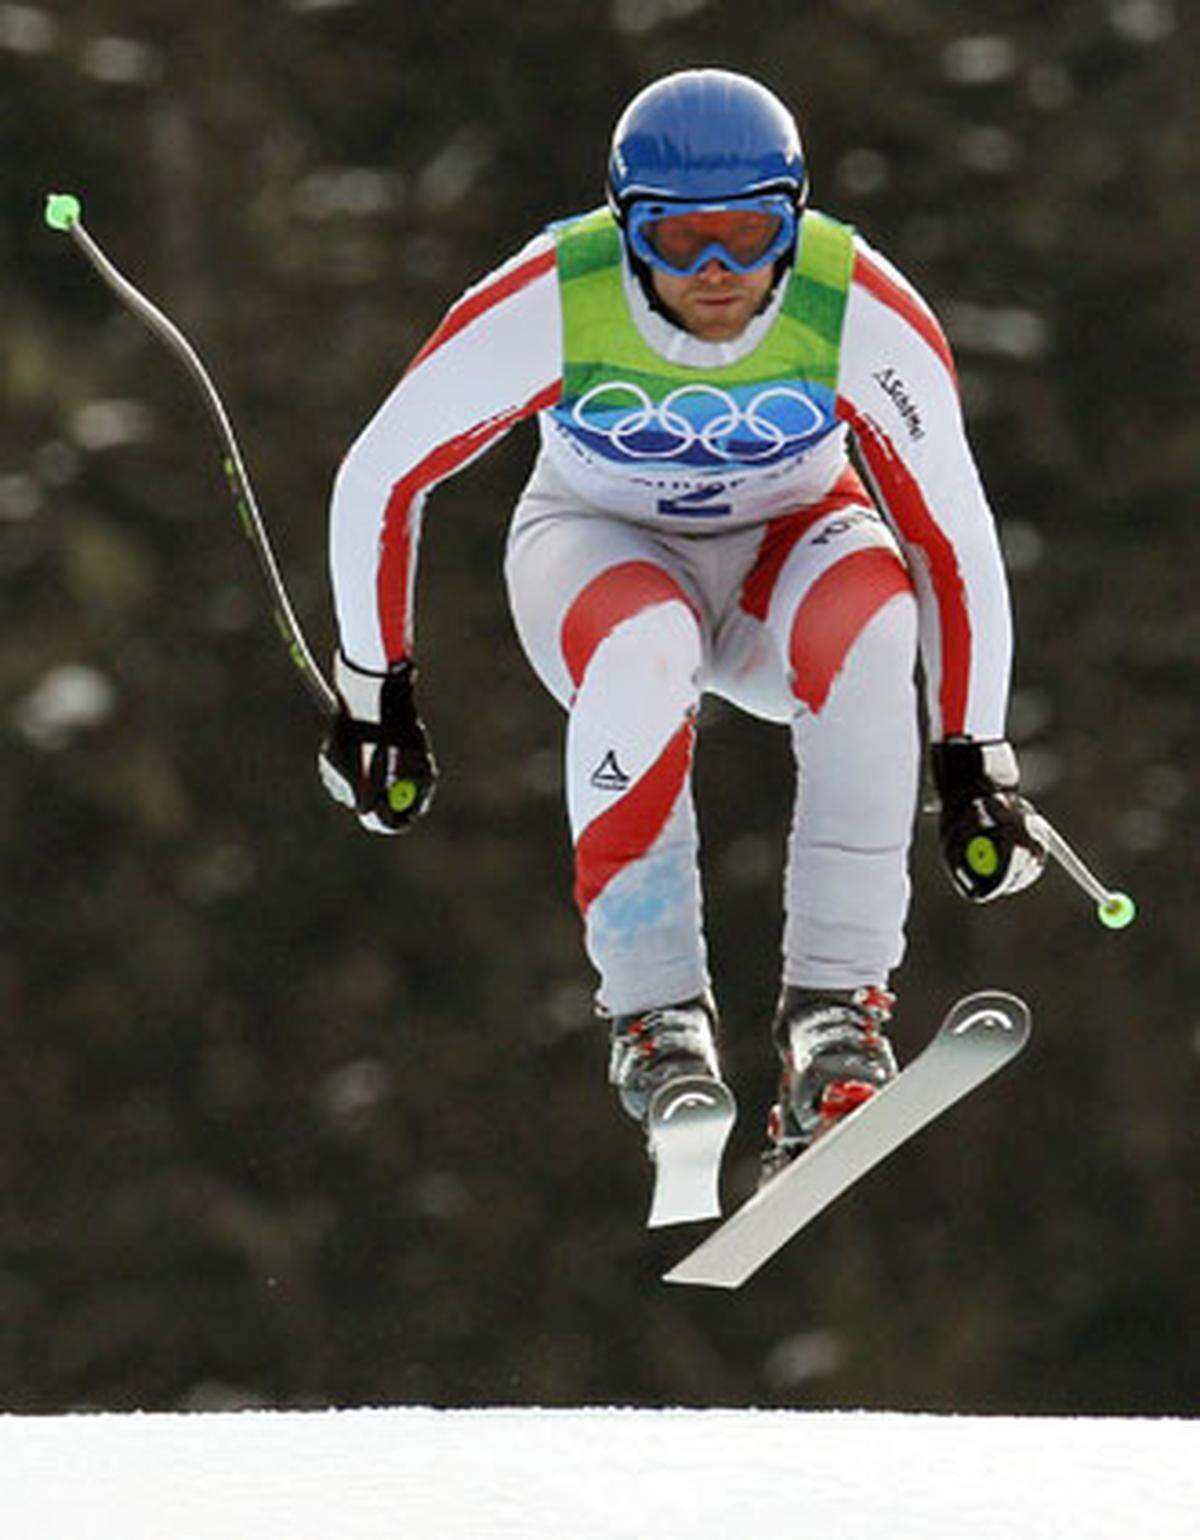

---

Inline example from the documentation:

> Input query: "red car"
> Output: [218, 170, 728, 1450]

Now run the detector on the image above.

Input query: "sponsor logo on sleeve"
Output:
[872, 368, 925, 442]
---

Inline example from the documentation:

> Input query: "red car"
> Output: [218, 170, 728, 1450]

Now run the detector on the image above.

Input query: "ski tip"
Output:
[645, 1077, 736, 1230]
[948, 990, 1032, 1043]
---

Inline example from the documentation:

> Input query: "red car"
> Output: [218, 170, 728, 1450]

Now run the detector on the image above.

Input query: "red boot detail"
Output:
[818, 1078, 878, 1130]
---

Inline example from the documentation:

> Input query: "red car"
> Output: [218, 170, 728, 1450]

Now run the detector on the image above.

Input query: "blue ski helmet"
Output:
[606, 69, 809, 220]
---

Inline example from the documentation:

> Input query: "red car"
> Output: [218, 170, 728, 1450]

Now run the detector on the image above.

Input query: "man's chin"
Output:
[690, 315, 749, 341]
[675, 299, 747, 339]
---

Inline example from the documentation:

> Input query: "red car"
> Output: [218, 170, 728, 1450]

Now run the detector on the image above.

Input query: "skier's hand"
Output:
[931, 738, 1046, 902]
[318, 653, 437, 834]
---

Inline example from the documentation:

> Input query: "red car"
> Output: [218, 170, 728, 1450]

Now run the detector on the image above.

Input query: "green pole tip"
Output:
[44, 192, 82, 231]
[1098, 892, 1136, 930]
[387, 780, 417, 815]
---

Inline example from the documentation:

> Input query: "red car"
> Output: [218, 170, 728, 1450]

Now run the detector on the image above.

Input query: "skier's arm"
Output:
[837, 237, 1044, 900]
[837, 236, 1012, 741]
[321, 234, 564, 832]
[330, 233, 563, 669]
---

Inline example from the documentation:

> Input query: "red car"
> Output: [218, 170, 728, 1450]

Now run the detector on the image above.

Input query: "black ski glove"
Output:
[930, 737, 1045, 902]
[318, 653, 437, 834]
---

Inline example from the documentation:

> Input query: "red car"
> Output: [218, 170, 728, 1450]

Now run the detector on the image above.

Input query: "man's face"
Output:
[650, 258, 775, 342]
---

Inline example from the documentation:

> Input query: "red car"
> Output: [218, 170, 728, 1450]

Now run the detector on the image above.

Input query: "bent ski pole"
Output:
[43, 192, 336, 717]
[1026, 813, 1136, 930]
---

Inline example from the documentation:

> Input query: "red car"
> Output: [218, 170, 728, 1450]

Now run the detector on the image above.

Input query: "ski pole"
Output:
[1025, 812, 1136, 930]
[43, 192, 336, 718]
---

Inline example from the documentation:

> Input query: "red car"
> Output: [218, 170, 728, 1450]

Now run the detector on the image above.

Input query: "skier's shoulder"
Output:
[456, 227, 559, 305]
[411, 227, 560, 375]
[838, 221, 955, 378]
[840, 221, 938, 318]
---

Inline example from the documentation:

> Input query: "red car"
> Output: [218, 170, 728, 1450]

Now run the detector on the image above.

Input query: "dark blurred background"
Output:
[2, 0, 1196, 1417]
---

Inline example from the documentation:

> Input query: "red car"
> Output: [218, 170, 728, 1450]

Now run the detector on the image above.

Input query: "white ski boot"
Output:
[762, 985, 898, 1182]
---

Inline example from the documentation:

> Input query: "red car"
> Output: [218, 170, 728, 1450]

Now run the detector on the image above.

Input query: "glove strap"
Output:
[334, 652, 417, 727]
[334, 653, 387, 721]
[931, 737, 1020, 807]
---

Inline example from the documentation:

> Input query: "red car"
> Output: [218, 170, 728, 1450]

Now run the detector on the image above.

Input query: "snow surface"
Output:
[3, 1405, 1197, 1539]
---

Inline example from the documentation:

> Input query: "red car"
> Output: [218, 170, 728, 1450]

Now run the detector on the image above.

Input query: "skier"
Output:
[319, 68, 1046, 1187]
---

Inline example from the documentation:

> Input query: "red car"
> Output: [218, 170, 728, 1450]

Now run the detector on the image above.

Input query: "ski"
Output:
[645, 1075, 737, 1228]
[663, 990, 1030, 1288]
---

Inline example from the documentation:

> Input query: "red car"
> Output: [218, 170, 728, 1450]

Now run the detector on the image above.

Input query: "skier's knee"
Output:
[561, 560, 701, 693]
[789, 551, 915, 712]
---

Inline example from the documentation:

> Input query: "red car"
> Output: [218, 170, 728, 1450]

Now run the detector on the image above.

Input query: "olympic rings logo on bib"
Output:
[567, 380, 830, 466]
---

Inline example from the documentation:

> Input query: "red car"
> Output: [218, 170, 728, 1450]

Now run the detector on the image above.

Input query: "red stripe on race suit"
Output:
[739, 465, 872, 621]
[406, 247, 558, 375]
[852, 250, 957, 384]
[838, 399, 971, 735]
[573, 716, 696, 915]
[561, 561, 699, 690]
[788, 545, 915, 713]
[378, 383, 562, 660]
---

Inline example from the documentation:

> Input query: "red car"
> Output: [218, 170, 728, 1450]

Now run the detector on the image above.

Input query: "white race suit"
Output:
[328, 208, 1013, 1014]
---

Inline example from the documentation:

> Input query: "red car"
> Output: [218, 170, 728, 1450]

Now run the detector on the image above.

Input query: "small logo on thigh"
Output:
[591, 750, 631, 791]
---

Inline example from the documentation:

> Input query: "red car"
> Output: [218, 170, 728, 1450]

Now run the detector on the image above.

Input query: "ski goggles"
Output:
[625, 194, 798, 276]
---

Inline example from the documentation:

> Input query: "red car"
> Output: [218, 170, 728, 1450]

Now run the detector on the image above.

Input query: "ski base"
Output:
[645, 1076, 737, 1228]
[664, 990, 1030, 1288]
